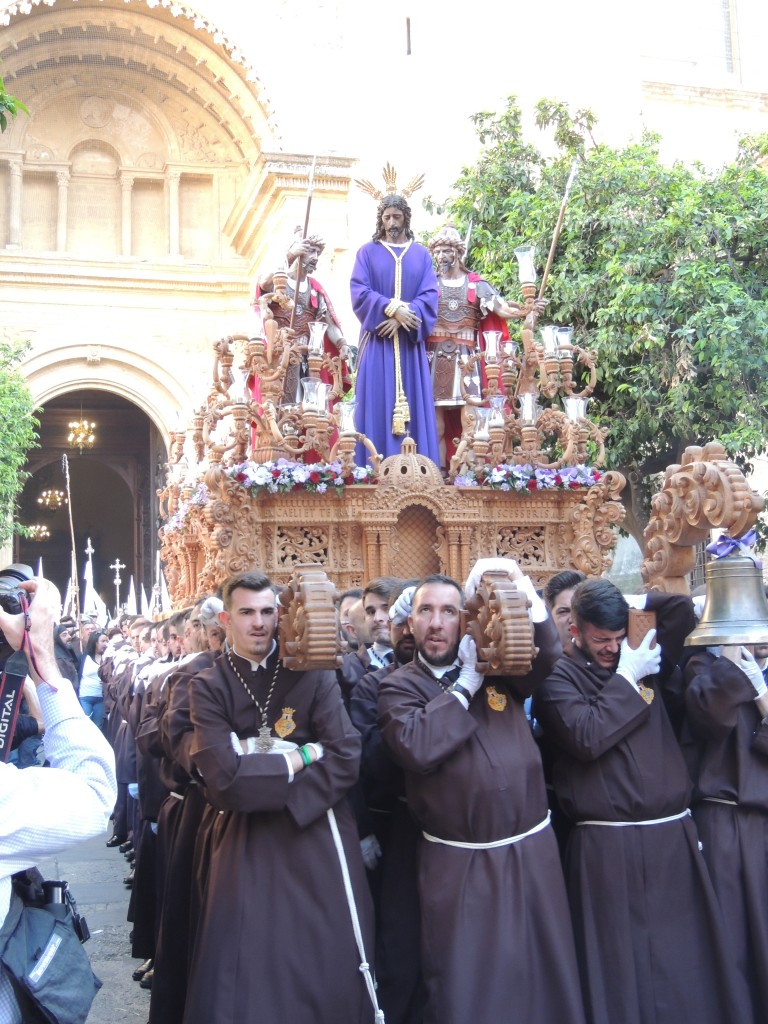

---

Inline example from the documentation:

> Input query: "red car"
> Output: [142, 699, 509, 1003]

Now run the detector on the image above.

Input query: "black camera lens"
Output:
[0, 564, 34, 647]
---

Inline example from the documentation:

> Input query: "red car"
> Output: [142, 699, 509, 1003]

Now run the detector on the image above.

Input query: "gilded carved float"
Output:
[641, 441, 764, 593]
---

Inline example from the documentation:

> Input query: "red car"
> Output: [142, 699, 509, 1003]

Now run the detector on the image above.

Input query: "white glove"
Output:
[360, 834, 383, 871]
[692, 595, 706, 621]
[513, 574, 548, 624]
[127, 783, 139, 799]
[389, 586, 416, 626]
[456, 635, 484, 697]
[738, 647, 767, 699]
[616, 631, 661, 686]
[464, 557, 521, 599]
[624, 594, 648, 610]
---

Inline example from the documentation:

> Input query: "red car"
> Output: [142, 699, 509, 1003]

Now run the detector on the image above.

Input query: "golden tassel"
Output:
[392, 329, 409, 435]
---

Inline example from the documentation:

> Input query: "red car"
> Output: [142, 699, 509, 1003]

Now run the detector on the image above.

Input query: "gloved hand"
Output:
[738, 647, 767, 699]
[127, 783, 139, 800]
[389, 586, 416, 626]
[624, 594, 648, 610]
[360, 834, 382, 871]
[456, 635, 484, 697]
[616, 631, 661, 686]
[464, 557, 521, 599]
[512, 574, 548, 624]
[692, 595, 706, 621]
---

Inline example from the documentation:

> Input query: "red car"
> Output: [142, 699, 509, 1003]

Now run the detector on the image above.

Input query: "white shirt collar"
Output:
[233, 639, 277, 672]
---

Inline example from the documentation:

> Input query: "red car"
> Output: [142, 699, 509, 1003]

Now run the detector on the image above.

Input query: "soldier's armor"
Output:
[428, 277, 484, 406]
[268, 280, 318, 405]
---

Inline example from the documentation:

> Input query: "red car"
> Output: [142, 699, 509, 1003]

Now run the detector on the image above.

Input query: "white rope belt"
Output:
[326, 808, 385, 1023]
[423, 811, 550, 849]
[701, 797, 738, 807]
[169, 791, 184, 801]
[577, 808, 691, 828]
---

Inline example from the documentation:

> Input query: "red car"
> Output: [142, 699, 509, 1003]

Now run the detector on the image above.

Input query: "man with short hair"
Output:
[543, 569, 587, 650]
[534, 578, 747, 1024]
[337, 588, 363, 649]
[351, 193, 439, 462]
[184, 570, 375, 1024]
[379, 569, 585, 1024]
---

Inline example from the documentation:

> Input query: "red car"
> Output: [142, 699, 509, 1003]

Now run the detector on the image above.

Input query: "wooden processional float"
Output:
[158, 323, 628, 610]
[278, 563, 538, 675]
[640, 441, 768, 647]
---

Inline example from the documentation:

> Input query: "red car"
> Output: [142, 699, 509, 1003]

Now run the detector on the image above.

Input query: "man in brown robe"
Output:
[183, 570, 376, 1024]
[378, 570, 585, 1024]
[682, 642, 768, 1023]
[534, 579, 748, 1024]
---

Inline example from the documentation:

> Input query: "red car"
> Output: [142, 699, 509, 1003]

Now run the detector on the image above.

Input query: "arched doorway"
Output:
[16, 388, 166, 612]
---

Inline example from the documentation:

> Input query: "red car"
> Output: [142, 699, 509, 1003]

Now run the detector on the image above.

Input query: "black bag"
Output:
[0, 870, 101, 1024]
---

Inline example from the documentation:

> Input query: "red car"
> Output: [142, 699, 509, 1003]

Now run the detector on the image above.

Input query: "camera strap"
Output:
[0, 651, 29, 764]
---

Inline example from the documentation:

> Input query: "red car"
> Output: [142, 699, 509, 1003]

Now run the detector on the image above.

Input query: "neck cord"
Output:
[226, 650, 281, 752]
[381, 239, 413, 435]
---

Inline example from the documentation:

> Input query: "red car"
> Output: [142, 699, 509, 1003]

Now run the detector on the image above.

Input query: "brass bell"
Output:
[685, 555, 768, 646]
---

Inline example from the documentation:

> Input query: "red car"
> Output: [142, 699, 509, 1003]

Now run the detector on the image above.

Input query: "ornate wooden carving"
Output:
[641, 442, 764, 593]
[277, 567, 344, 671]
[465, 571, 537, 676]
[161, 446, 626, 608]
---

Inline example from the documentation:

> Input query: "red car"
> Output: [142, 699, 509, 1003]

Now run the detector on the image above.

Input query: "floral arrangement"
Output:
[227, 459, 376, 497]
[163, 482, 210, 534]
[453, 464, 603, 491]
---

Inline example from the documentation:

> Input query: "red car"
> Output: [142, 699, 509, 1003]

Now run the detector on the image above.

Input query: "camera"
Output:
[0, 564, 34, 655]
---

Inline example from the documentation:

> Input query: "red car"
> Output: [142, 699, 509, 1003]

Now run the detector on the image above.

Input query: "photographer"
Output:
[0, 575, 117, 1023]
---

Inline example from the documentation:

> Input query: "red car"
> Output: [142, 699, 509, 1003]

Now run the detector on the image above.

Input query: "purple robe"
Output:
[350, 239, 439, 464]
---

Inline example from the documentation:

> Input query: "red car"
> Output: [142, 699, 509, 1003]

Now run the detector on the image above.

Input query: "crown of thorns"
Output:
[354, 162, 425, 202]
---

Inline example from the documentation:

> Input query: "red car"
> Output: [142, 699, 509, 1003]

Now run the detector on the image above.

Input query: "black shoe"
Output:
[119, 841, 133, 854]
[106, 835, 126, 848]
[126, 852, 135, 865]
[124, 871, 134, 887]
[139, 968, 154, 990]
[132, 958, 153, 982]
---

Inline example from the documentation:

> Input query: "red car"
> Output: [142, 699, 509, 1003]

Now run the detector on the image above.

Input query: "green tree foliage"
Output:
[429, 96, 768, 541]
[0, 69, 26, 133]
[0, 340, 38, 544]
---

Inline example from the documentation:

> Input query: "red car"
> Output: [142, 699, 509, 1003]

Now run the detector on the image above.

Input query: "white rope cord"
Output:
[327, 808, 385, 1023]
[577, 808, 691, 827]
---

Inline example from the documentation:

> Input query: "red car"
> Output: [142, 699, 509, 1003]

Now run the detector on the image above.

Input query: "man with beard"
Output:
[256, 229, 350, 405]
[533, 578, 748, 1024]
[184, 571, 376, 1024]
[378, 570, 585, 1024]
[351, 193, 439, 463]
[427, 225, 546, 469]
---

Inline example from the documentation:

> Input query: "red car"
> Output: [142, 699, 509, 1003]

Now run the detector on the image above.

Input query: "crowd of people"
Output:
[79, 558, 768, 1024]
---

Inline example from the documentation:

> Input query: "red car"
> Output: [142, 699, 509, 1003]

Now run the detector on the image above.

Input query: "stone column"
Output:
[167, 170, 181, 256]
[56, 170, 70, 252]
[120, 172, 134, 256]
[7, 159, 22, 249]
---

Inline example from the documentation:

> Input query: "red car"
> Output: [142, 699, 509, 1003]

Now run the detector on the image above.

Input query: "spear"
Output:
[288, 154, 317, 331]
[61, 454, 80, 626]
[538, 159, 579, 300]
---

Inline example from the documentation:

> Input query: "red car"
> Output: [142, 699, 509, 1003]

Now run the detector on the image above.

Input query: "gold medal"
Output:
[486, 686, 507, 712]
[638, 684, 654, 705]
[274, 707, 297, 738]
